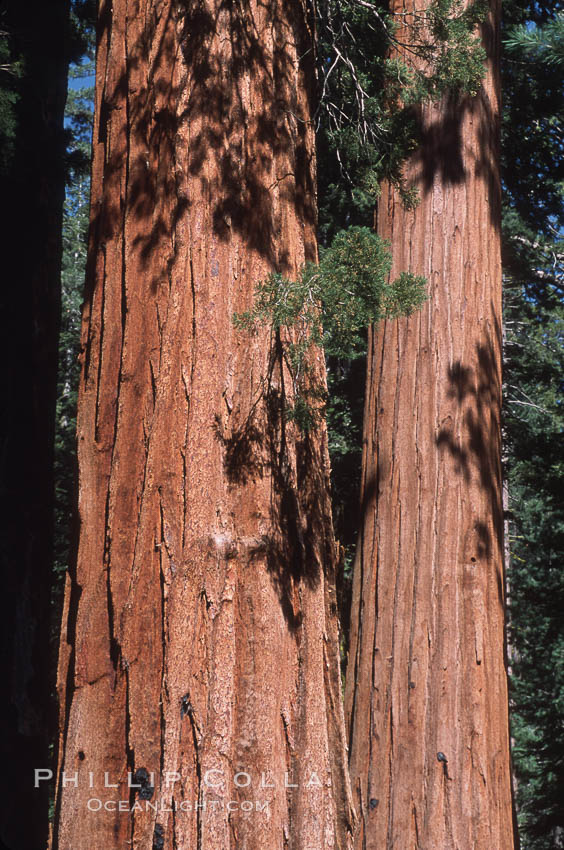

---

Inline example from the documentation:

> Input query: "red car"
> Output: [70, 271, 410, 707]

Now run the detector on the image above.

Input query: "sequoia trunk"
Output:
[52, 2, 353, 848]
[344, 1, 516, 847]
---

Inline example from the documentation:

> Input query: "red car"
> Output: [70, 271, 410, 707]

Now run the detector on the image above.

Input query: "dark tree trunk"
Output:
[52, 2, 353, 848]
[0, 2, 70, 847]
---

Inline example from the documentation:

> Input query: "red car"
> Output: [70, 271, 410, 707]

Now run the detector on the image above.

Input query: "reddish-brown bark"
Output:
[344, 2, 516, 847]
[52, 2, 353, 847]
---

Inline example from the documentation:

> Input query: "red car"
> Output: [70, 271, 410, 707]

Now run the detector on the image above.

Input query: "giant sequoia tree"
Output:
[52, 1, 353, 847]
[344, 0, 516, 845]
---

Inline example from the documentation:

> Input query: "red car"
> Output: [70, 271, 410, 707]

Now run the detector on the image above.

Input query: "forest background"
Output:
[0, 0, 563, 847]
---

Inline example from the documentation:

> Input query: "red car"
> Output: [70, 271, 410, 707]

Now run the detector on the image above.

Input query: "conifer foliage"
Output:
[502, 2, 564, 844]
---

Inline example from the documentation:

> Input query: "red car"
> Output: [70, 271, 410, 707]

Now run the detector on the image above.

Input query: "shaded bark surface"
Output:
[0, 2, 70, 847]
[52, 1, 353, 848]
[344, 1, 516, 847]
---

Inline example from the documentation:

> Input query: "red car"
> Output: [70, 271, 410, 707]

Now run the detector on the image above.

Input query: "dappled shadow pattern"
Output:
[215, 413, 266, 486]
[411, 25, 501, 231]
[215, 343, 325, 630]
[415, 94, 467, 188]
[436, 316, 504, 593]
[83, 0, 317, 318]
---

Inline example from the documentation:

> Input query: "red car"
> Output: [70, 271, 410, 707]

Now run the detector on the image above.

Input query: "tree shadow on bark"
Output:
[435, 313, 504, 601]
[214, 357, 325, 631]
[83, 0, 316, 321]
[411, 38, 501, 231]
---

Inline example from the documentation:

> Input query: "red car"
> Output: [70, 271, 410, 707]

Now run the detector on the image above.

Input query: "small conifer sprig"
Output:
[234, 226, 427, 430]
